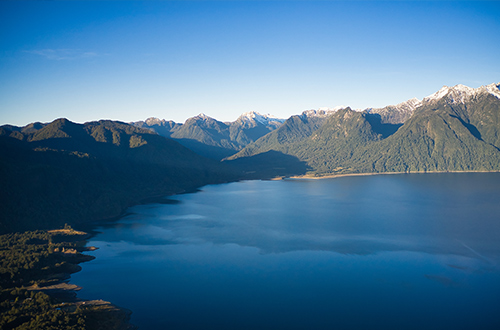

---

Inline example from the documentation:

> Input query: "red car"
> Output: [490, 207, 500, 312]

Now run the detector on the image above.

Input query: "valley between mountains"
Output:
[1, 82, 499, 233]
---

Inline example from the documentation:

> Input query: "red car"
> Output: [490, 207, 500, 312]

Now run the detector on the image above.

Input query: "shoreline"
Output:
[0, 229, 136, 330]
[65, 233, 137, 330]
[67, 168, 500, 329]
[289, 170, 500, 180]
[81, 169, 500, 230]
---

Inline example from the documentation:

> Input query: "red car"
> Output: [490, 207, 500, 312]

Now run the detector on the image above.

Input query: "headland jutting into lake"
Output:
[0, 227, 136, 330]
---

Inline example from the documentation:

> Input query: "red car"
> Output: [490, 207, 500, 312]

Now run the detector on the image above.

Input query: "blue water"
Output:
[72, 173, 500, 329]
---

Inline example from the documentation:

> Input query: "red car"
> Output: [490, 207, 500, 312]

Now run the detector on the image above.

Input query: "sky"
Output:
[1, 0, 499, 126]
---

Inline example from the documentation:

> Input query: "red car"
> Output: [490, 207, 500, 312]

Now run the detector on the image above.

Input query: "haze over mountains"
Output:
[133, 112, 285, 160]
[1, 82, 499, 233]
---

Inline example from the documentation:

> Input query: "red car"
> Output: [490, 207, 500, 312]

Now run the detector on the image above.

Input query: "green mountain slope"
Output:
[228, 83, 500, 176]
[365, 92, 500, 173]
[227, 111, 328, 159]
[293, 109, 382, 175]
[0, 119, 238, 233]
[228, 108, 385, 175]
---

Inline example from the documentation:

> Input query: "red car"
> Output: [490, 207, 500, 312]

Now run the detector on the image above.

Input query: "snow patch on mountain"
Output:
[301, 107, 347, 118]
[422, 83, 500, 104]
[363, 97, 422, 124]
[401, 97, 422, 110]
[144, 117, 167, 126]
[423, 86, 451, 103]
[195, 113, 212, 120]
[238, 111, 285, 126]
[301, 110, 331, 118]
[134, 82, 499, 130]
[317, 106, 347, 112]
[368, 97, 422, 113]
[484, 82, 500, 99]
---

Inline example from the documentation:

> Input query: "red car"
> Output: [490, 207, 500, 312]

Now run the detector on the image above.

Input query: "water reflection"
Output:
[99, 174, 500, 263]
[74, 173, 500, 330]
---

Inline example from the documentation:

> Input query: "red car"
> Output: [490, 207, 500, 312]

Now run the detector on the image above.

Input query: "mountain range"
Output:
[227, 82, 500, 175]
[1, 82, 499, 233]
[0, 119, 239, 233]
[133, 112, 285, 160]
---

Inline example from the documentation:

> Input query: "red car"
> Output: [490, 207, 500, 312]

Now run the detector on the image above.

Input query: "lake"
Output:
[71, 173, 500, 329]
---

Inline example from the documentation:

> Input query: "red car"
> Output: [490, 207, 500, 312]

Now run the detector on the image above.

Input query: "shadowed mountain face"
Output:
[133, 112, 285, 160]
[169, 115, 239, 160]
[229, 84, 500, 175]
[365, 114, 403, 138]
[224, 150, 309, 179]
[131, 118, 180, 138]
[0, 119, 239, 233]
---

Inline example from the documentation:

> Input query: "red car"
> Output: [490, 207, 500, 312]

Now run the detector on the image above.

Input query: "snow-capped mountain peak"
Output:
[484, 82, 500, 99]
[317, 106, 346, 112]
[301, 110, 331, 118]
[195, 113, 212, 119]
[364, 97, 422, 124]
[238, 111, 285, 126]
[423, 86, 452, 103]
[184, 113, 219, 126]
[301, 106, 347, 118]
[144, 117, 166, 126]
[404, 97, 422, 109]
[422, 83, 500, 104]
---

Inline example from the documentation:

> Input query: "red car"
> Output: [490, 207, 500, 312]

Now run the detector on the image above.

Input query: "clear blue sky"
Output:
[1, 1, 499, 126]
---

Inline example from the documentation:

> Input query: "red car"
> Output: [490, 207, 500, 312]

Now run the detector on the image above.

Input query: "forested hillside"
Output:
[0, 119, 239, 233]
[0, 229, 133, 329]
[228, 83, 500, 176]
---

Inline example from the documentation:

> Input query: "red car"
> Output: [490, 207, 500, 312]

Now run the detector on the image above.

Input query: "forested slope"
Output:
[228, 83, 500, 176]
[0, 119, 238, 233]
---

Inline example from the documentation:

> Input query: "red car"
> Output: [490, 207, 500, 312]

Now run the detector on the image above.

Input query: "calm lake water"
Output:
[72, 173, 500, 329]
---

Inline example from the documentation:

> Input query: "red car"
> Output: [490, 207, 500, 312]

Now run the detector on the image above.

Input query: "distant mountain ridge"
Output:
[132, 111, 286, 160]
[235, 111, 285, 128]
[365, 82, 500, 124]
[366, 98, 422, 124]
